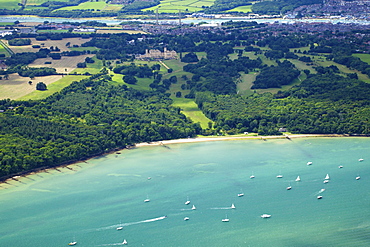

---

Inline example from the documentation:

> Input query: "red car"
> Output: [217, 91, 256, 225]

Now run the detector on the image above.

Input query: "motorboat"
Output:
[184, 217, 190, 221]
[250, 174, 255, 179]
[144, 198, 150, 202]
[237, 193, 244, 197]
[286, 185, 292, 190]
[317, 195, 323, 199]
[307, 162, 313, 165]
[231, 203, 236, 209]
[356, 176, 361, 180]
[222, 216, 230, 222]
[359, 158, 364, 162]
[68, 242, 77, 246]
[116, 226, 123, 230]
[122, 239, 128, 245]
[339, 165, 343, 168]
[261, 214, 271, 218]
[323, 180, 329, 184]
[185, 196, 190, 205]
[295, 176, 301, 182]
[324, 174, 330, 180]
[192, 205, 196, 210]
[276, 175, 283, 178]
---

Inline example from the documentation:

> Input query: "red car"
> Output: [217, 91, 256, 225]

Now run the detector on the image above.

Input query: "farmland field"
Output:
[26, 0, 69, 5]
[0, 74, 63, 100]
[6, 37, 91, 53]
[18, 75, 88, 100]
[29, 54, 95, 73]
[226, 5, 252, 13]
[0, 0, 21, 10]
[353, 53, 370, 65]
[57, 1, 122, 11]
[142, 0, 215, 13]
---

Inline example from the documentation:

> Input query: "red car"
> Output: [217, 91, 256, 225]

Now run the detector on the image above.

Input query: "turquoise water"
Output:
[0, 137, 370, 246]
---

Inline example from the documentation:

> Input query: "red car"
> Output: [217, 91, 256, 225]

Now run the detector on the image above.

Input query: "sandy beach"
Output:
[135, 134, 348, 147]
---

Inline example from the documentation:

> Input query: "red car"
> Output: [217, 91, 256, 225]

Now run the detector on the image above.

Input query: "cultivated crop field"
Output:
[30, 54, 95, 73]
[0, 74, 63, 100]
[6, 38, 91, 53]
[143, 0, 214, 13]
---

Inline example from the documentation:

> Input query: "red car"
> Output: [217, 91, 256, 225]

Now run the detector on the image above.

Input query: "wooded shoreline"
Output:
[1, 133, 361, 187]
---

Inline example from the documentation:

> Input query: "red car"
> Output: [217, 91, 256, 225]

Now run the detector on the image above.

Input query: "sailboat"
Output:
[324, 174, 330, 180]
[122, 239, 128, 245]
[356, 175, 361, 180]
[231, 203, 236, 209]
[307, 161, 313, 166]
[250, 172, 255, 179]
[222, 214, 230, 222]
[184, 217, 190, 221]
[185, 196, 190, 205]
[192, 205, 196, 210]
[295, 176, 301, 182]
[144, 195, 150, 202]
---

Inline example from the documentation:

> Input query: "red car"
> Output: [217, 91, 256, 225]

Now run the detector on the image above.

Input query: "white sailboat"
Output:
[307, 161, 313, 166]
[231, 203, 236, 209]
[192, 205, 196, 210]
[295, 176, 301, 182]
[222, 214, 230, 222]
[122, 239, 128, 245]
[324, 174, 330, 180]
[185, 196, 190, 205]
[184, 217, 190, 221]
[144, 195, 150, 202]
[276, 174, 283, 178]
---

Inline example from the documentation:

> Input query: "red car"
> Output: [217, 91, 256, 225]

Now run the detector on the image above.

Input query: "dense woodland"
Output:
[1, 23, 370, 179]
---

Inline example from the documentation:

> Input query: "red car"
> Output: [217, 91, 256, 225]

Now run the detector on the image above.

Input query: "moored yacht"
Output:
[261, 214, 271, 218]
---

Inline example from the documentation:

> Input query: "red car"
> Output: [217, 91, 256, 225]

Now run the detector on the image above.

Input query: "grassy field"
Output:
[0, 42, 10, 57]
[0, 22, 15, 26]
[18, 75, 88, 100]
[171, 98, 212, 129]
[143, 0, 215, 13]
[226, 5, 252, 13]
[57, 1, 122, 11]
[0, 0, 21, 9]
[26, 0, 69, 5]
[354, 53, 370, 64]
[236, 72, 257, 96]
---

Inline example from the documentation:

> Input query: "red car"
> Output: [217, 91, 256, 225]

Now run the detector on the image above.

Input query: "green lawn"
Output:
[69, 46, 99, 52]
[19, 75, 88, 100]
[353, 53, 370, 64]
[0, 22, 15, 26]
[171, 98, 212, 129]
[236, 72, 257, 96]
[0, 42, 10, 56]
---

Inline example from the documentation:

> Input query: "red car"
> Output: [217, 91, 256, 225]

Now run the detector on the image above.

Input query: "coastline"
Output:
[0, 133, 353, 188]
[135, 133, 348, 147]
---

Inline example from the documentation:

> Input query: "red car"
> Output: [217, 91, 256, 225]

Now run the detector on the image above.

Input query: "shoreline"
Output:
[0, 133, 359, 188]
[135, 134, 348, 147]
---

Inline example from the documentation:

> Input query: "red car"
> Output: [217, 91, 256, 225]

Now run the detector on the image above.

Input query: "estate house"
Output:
[136, 48, 177, 60]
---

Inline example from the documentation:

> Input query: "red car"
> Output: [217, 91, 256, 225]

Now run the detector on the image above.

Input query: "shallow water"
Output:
[0, 137, 369, 246]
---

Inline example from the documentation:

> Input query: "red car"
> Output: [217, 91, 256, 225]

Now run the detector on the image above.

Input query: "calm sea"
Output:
[0, 137, 369, 247]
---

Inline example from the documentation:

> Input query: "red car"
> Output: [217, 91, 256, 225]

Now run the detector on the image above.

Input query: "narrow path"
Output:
[159, 60, 170, 70]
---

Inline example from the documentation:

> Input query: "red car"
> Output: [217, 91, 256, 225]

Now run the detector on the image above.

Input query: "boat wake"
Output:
[96, 216, 167, 231]
[210, 207, 232, 210]
[96, 243, 125, 246]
